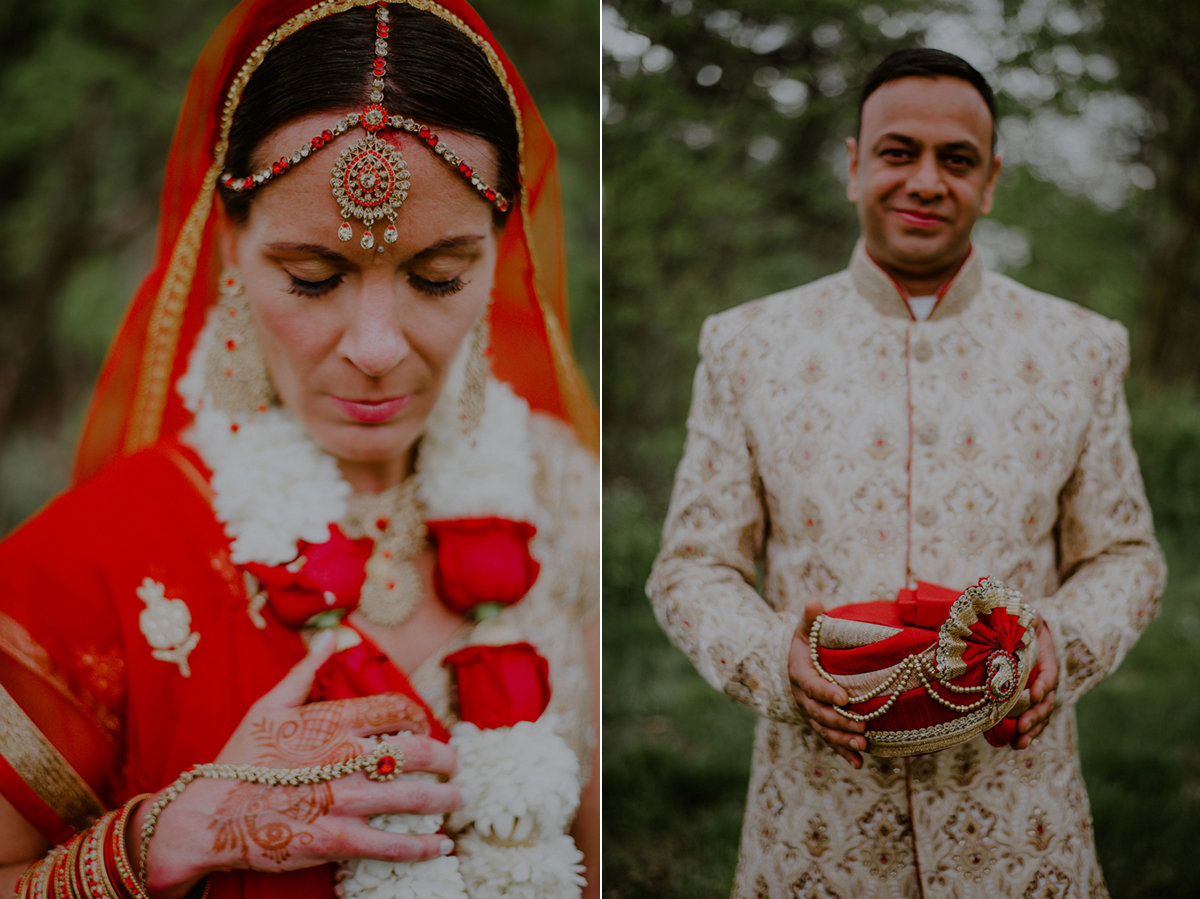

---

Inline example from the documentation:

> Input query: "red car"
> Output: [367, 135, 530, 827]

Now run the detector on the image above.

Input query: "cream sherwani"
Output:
[647, 243, 1165, 898]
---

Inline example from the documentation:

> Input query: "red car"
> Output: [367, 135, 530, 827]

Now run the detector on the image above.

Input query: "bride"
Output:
[0, 1, 599, 898]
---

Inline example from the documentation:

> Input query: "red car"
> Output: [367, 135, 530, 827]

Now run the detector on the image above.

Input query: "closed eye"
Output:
[287, 273, 344, 297]
[409, 274, 466, 298]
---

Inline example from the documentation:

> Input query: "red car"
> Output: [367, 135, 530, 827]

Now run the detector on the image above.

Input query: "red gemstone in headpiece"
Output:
[361, 104, 388, 133]
[458, 163, 472, 176]
[484, 188, 497, 202]
[377, 23, 389, 37]
[312, 136, 324, 149]
[243, 177, 254, 189]
[426, 133, 439, 147]
[272, 161, 282, 174]
[419, 126, 430, 140]
[322, 129, 334, 142]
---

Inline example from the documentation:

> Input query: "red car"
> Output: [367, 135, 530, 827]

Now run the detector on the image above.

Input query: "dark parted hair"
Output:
[858, 49, 998, 151]
[218, 4, 519, 225]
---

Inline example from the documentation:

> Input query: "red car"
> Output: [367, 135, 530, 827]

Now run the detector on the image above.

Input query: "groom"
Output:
[648, 48, 1164, 898]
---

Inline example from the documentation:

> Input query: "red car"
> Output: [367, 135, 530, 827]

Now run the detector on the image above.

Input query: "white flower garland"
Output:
[177, 311, 583, 899]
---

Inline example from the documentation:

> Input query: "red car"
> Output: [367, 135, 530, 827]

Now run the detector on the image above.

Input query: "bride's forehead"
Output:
[247, 110, 502, 195]
[239, 119, 497, 244]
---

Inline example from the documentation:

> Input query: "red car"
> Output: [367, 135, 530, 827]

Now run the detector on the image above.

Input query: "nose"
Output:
[338, 278, 409, 377]
[907, 152, 945, 200]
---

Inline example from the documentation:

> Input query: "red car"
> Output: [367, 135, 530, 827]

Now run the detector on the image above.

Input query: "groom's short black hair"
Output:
[858, 49, 998, 151]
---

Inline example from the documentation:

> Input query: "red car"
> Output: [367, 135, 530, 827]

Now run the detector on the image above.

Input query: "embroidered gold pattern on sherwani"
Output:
[647, 244, 1165, 898]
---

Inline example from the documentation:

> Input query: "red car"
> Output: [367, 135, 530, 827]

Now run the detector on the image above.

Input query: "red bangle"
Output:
[14, 841, 68, 899]
[83, 813, 120, 899]
[104, 795, 153, 899]
[14, 795, 213, 899]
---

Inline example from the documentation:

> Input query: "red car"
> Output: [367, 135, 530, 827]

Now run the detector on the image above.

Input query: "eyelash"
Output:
[287, 274, 343, 298]
[286, 273, 467, 299]
[409, 274, 466, 298]
[883, 149, 973, 168]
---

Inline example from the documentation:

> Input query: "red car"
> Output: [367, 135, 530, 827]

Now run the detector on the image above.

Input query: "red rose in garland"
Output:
[243, 523, 373, 627]
[427, 517, 540, 617]
[443, 642, 552, 729]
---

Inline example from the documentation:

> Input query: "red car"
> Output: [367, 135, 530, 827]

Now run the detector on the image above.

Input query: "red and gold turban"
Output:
[811, 578, 1039, 756]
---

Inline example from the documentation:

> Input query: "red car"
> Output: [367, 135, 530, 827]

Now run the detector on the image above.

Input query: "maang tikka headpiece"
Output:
[220, 0, 510, 251]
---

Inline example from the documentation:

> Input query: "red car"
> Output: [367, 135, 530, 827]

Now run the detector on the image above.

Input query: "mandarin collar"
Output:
[849, 239, 983, 321]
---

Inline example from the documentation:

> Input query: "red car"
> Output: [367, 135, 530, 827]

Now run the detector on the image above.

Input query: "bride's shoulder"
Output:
[526, 412, 598, 621]
[527, 412, 599, 529]
[5, 442, 211, 546]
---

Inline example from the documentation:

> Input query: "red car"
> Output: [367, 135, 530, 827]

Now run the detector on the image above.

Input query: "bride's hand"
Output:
[131, 631, 461, 899]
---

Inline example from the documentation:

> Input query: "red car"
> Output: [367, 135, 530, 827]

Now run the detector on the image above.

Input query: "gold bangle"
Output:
[110, 794, 154, 899]
[24, 844, 61, 899]
[82, 812, 121, 899]
[139, 738, 401, 883]
[62, 836, 80, 899]
[13, 850, 45, 899]
[54, 838, 74, 899]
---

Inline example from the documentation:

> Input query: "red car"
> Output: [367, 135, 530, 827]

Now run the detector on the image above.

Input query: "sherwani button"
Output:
[913, 339, 934, 362]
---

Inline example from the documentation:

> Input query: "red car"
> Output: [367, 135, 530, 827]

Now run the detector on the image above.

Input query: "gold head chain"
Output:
[219, 0, 509, 251]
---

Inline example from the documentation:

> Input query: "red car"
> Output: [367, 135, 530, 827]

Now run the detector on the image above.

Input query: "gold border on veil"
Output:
[0, 682, 106, 832]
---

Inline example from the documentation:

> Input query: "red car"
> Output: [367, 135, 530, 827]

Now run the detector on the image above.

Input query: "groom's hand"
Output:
[788, 598, 867, 768]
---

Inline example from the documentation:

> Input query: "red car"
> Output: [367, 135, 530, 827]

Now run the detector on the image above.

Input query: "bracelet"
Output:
[109, 795, 155, 899]
[138, 737, 403, 883]
[12, 794, 206, 899]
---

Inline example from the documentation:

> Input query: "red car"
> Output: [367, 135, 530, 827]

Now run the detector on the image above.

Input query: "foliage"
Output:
[1089, 0, 1200, 379]
[473, 0, 600, 391]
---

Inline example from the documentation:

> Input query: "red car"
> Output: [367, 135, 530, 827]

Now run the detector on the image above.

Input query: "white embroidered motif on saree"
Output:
[135, 578, 201, 678]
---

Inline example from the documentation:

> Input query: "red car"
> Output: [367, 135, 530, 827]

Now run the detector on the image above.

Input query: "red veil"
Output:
[74, 0, 598, 485]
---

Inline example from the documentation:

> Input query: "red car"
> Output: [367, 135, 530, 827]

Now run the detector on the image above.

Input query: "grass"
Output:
[603, 507, 1200, 898]
[603, 598, 755, 899]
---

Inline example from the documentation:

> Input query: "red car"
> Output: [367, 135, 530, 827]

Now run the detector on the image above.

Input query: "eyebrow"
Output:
[413, 234, 487, 257]
[265, 234, 486, 263]
[266, 242, 349, 264]
[874, 133, 982, 157]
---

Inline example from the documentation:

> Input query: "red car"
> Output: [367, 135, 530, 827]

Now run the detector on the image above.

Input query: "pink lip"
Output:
[895, 209, 946, 228]
[331, 395, 412, 423]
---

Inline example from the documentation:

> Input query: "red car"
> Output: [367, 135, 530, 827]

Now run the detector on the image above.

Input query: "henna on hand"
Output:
[235, 694, 432, 768]
[211, 782, 333, 867]
[140, 638, 456, 890]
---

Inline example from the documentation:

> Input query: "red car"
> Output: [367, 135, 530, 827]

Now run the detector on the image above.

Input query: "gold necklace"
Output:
[342, 476, 427, 627]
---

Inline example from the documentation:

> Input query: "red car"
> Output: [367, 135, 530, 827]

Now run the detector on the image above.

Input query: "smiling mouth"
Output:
[895, 209, 947, 228]
[331, 395, 412, 423]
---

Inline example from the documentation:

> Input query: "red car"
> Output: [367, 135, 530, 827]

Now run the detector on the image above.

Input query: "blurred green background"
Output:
[0, 0, 599, 531]
[603, 0, 1200, 896]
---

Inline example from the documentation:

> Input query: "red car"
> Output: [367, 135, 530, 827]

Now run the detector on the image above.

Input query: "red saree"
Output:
[0, 0, 596, 894]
